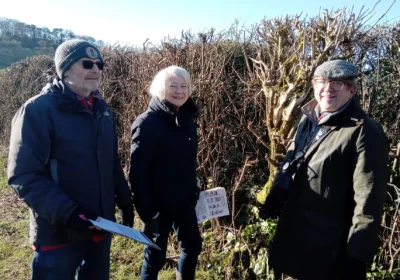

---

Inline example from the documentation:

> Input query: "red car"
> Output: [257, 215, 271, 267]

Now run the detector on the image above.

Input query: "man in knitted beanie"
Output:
[54, 39, 104, 97]
[8, 39, 134, 280]
[54, 39, 104, 79]
[262, 60, 388, 280]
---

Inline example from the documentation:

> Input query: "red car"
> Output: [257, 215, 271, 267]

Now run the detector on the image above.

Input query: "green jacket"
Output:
[269, 98, 388, 278]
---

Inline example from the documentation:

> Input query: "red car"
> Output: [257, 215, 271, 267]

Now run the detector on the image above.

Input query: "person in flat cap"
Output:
[261, 60, 388, 280]
[7, 39, 134, 280]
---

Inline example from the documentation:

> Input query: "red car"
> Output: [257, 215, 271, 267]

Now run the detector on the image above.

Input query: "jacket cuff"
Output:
[59, 201, 79, 225]
[347, 227, 377, 264]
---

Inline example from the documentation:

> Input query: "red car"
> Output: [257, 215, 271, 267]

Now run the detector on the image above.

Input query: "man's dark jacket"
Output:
[129, 96, 198, 222]
[268, 98, 388, 279]
[7, 78, 132, 246]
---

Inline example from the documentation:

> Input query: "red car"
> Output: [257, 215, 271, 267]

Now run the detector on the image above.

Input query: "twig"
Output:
[247, 122, 270, 150]
[231, 157, 257, 239]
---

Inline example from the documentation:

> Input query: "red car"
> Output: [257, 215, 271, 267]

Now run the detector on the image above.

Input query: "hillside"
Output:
[0, 17, 104, 69]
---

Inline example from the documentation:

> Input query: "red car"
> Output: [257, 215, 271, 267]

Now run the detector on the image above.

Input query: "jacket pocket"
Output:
[294, 209, 342, 265]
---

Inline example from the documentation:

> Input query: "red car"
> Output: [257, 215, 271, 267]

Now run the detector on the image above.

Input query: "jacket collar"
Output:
[149, 96, 176, 117]
[301, 98, 366, 126]
[47, 78, 108, 114]
[148, 96, 198, 126]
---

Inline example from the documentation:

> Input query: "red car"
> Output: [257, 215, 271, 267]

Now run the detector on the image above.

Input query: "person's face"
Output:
[63, 58, 103, 97]
[313, 78, 356, 112]
[164, 75, 189, 109]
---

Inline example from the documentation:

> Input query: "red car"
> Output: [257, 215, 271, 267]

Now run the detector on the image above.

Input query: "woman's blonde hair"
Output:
[149, 65, 191, 99]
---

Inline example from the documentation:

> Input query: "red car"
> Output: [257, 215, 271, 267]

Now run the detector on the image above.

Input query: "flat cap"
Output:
[314, 60, 358, 79]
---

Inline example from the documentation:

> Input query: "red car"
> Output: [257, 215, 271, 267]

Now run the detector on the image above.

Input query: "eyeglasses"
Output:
[81, 60, 104, 70]
[313, 79, 346, 91]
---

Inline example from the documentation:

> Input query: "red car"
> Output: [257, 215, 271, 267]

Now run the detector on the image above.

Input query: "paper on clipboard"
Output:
[88, 217, 161, 250]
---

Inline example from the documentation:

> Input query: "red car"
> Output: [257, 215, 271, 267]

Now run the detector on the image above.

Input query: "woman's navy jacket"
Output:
[129, 97, 198, 222]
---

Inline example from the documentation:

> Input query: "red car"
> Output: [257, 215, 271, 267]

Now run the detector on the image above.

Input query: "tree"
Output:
[247, 8, 374, 203]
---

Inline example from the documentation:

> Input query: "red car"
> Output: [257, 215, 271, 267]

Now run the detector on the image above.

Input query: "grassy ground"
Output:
[0, 147, 31, 279]
[0, 148, 213, 280]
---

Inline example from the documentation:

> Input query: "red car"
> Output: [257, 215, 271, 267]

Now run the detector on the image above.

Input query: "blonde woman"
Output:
[129, 66, 202, 280]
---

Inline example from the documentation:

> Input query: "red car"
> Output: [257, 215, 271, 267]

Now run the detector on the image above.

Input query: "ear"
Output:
[349, 85, 357, 96]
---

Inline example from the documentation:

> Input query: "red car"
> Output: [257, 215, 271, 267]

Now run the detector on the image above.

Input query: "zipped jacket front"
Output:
[8, 78, 132, 246]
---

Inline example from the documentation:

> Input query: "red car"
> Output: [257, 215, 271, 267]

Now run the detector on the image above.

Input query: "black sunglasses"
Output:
[81, 60, 105, 70]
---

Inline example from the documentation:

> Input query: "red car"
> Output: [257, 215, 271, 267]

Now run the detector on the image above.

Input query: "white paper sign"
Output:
[195, 187, 229, 223]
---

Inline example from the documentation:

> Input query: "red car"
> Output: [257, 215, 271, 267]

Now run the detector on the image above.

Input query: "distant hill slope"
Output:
[0, 17, 105, 69]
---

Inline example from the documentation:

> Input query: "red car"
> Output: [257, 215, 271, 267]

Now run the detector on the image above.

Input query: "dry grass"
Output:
[0, 147, 31, 280]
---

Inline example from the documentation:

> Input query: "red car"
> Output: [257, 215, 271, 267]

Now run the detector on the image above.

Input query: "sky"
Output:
[1, 0, 399, 46]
